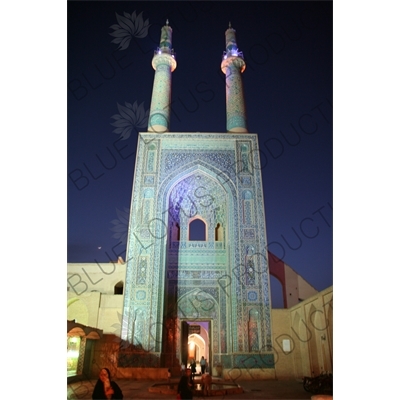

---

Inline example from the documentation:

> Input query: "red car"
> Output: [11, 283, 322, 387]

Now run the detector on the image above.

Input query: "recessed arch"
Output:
[215, 222, 223, 241]
[150, 162, 239, 359]
[114, 280, 123, 295]
[188, 333, 206, 363]
[242, 190, 253, 199]
[143, 188, 154, 198]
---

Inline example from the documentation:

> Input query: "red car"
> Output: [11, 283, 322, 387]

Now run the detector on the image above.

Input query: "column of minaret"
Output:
[148, 21, 247, 133]
[221, 22, 248, 133]
[147, 20, 177, 133]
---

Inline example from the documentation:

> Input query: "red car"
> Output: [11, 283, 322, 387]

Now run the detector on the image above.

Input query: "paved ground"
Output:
[67, 377, 314, 399]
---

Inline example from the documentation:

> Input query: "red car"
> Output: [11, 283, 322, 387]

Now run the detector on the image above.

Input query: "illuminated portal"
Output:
[121, 22, 273, 374]
[67, 336, 80, 376]
[184, 321, 209, 368]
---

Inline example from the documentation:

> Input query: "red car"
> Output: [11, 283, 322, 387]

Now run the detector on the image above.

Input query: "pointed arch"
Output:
[159, 162, 236, 244]
[177, 288, 218, 320]
[215, 222, 223, 241]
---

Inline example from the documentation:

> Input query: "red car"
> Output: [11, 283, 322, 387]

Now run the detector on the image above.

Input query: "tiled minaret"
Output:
[147, 20, 177, 133]
[221, 23, 248, 133]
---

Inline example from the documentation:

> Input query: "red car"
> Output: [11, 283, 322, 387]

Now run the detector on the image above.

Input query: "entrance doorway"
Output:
[181, 321, 210, 372]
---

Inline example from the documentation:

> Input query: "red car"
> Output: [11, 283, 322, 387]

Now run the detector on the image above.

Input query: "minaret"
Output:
[221, 22, 248, 133]
[147, 20, 177, 133]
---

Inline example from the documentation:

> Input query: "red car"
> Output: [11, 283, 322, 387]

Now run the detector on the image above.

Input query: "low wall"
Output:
[115, 367, 169, 380]
[220, 368, 276, 380]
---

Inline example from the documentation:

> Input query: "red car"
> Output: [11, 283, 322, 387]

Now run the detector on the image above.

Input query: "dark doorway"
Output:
[181, 321, 189, 366]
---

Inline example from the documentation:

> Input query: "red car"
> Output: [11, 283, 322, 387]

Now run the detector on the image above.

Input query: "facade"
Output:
[67, 261, 332, 379]
[67, 22, 332, 380]
[121, 22, 273, 376]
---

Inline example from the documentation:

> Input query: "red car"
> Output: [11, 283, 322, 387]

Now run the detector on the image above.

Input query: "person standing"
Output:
[200, 356, 206, 375]
[190, 359, 196, 378]
[177, 368, 194, 400]
[201, 372, 212, 397]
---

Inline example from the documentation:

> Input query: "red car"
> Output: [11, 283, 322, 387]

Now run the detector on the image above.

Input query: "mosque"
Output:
[67, 22, 332, 382]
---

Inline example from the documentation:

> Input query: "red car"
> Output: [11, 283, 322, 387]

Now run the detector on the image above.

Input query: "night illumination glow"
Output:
[67, 336, 81, 376]
[67, 350, 79, 358]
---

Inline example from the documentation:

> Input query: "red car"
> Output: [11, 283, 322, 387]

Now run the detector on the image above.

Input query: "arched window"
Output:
[189, 219, 206, 241]
[114, 281, 123, 295]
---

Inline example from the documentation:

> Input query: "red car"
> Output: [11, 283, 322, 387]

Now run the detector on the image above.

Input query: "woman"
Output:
[92, 368, 123, 399]
[177, 368, 194, 400]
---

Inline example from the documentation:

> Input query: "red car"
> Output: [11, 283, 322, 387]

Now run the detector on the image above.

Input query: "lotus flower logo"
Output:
[111, 101, 149, 140]
[109, 11, 150, 50]
[110, 207, 130, 243]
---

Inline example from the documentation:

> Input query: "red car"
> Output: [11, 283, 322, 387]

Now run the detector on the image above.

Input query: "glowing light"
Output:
[67, 350, 79, 358]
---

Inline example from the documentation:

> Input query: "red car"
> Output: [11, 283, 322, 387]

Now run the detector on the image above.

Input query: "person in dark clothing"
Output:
[187, 367, 194, 387]
[190, 360, 196, 378]
[92, 368, 123, 399]
[177, 368, 194, 400]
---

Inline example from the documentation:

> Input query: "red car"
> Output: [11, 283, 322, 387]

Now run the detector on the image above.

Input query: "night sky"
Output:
[67, 1, 333, 308]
